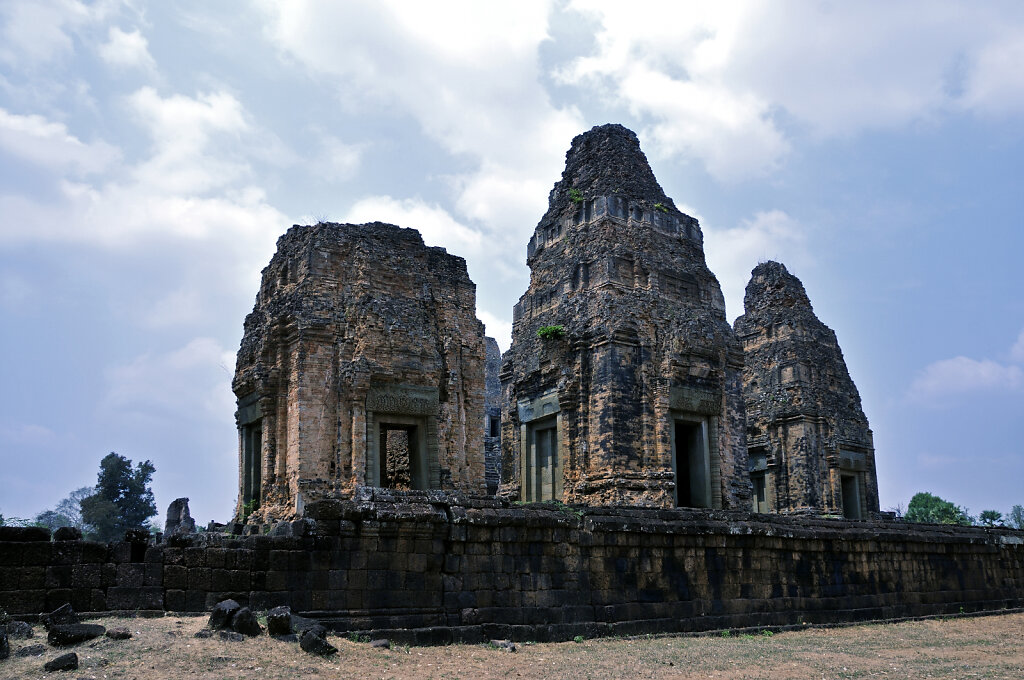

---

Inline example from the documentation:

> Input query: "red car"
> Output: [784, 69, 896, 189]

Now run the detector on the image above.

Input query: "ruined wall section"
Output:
[483, 337, 502, 495]
[734, 261, 878, 515]
[502, 124, 749, 509]
[233, 222, 486, 521]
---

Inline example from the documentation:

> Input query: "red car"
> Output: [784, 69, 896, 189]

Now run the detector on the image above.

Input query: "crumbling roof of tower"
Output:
[742, 260, 814, 315]
[540, 123, 676, 225]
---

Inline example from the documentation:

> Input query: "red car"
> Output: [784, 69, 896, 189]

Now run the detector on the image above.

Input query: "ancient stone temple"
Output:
[483, 337, 502, 495]
[734, 261, 878, 518]
[500, 124, 750, 508]
[232, 222, 486, 521]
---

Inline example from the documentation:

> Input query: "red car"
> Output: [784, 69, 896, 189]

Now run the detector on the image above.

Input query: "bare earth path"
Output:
[3, 612, 1023, 679]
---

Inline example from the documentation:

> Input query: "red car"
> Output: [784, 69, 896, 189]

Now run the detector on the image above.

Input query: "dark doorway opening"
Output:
[841, 474, 861, 519]
[674, 420, 710, 508]
[379, 424, 420, 490]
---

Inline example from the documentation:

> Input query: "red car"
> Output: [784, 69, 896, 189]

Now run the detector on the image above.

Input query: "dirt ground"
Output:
[3, 612, 1023, 680]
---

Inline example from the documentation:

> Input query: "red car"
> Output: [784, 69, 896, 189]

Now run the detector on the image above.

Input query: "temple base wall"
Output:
[1, 493, 1022, 644]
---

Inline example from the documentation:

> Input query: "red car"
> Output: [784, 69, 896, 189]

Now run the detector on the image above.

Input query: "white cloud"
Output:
[259, 0, 583, 241]
[103, 337, 237, 424]
[343, 195, 484, 256]
[98, 26, 156, 73]
[478, 309, 512, 353]
[0, 108, 119, 174]
[558, 1, 1024, 179]
[908, 356, 1023, 403]
[702, 209, 809, 321]
[316, 134, 364, 183]
[0, 0, 92, 66]
[1011, 329, 1024, 363]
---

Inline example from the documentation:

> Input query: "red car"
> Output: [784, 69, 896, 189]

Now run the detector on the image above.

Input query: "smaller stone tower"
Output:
[734, 261, 878, 517]
[232, 222, 486, 521]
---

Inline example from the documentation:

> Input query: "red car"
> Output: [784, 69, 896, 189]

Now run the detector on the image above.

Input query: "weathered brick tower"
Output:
[500, 124, 750, 508]
[233, 222, 486, 521]
[734, 261, 878, 517]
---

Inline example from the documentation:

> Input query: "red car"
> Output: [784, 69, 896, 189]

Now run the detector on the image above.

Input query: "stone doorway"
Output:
[672, 419, 711, 508]
[841, 473, 862, 519]
[375, 420, 431, 490]
[525, 416, 559, 502]
[751, 471, 769, 513]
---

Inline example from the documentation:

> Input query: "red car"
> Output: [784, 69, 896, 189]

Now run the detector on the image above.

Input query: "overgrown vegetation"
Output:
[536, 324, 566, 340]
[568, 188, 584, 204]
[904, 492, 973, 526]
[653, 202, 669, 213]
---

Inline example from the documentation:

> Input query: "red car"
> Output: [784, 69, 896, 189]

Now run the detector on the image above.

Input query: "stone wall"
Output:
[502, 124, 749, 509]
[483, 337, 502, 495]
[232, 222, 486, 522]
[2, 498, 1022, 644]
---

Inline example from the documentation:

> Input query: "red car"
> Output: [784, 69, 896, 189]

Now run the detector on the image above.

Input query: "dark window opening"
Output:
[488, 415, 500, 438]
[241, 421, 262, 509]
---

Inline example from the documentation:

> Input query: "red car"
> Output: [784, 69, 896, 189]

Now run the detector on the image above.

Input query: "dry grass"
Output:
[2, 612, 1023, 679]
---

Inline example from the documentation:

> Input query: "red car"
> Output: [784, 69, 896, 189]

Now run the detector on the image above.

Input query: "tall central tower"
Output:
[500, 124, 750, 508]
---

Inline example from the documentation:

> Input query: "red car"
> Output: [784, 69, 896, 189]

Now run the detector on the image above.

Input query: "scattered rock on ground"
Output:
[0, 628, 8, 660]
[299, 626, 337, 656]
[44, 652, 78, 671]
[271, 633, 298, 643]
[193, 630, 213, 639]
[290, 614, 320, 635]
[490, 639, 517, 652]
[218, 631, 245, 642]
[208, 599, 241, 630]
[266, 606, 292, 636]
[48, 623, 106, 647]
[105, 628, 132, 640]
[370, 638, 390, 649]
[16, 644, 46, 657]
[231, 607, 262, 637]
[5, 621, 33, 639]
[42, 604, 80, 630]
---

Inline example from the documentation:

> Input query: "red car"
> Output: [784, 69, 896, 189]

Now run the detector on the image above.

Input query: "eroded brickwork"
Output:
[232, 222, 486, 521]
[501, 124, 749, 508]
[483, 337, 502, 495]
[734, 261, 878, 516]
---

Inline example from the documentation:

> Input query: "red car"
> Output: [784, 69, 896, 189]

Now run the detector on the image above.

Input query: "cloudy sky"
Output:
[1, 1, 1022, 527]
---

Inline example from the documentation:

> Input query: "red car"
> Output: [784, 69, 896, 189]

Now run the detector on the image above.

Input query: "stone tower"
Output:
[734, 261, 878, 517]
[500, 124, 750, 508]
[233, 222, 486, 521]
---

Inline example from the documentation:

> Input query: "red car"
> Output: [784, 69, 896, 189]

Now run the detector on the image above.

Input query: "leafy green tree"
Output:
[33, 509, 74, 531]
[1007, 505, 1024, 530]
[904, 492, 973, 526]
[32, 486, 95, 531]
[81, 453, 157, 542]
[978, 510, 1003, 527]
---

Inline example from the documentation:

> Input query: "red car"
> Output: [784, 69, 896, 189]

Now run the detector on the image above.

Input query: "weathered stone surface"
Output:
[501, 124, 750, 508]
[219, 630, 245, 642]
[164, 498, 196, 536]
[299, 625, 337, 656]
[483, 337, 502, 495]
[369, 638, 390, 649]
[16, 643, 46, 657]
[5, 620, 33, 639]
[0, 526, 50, 542]
[52, 527, 82, 541]
[47, 623, 105, 647]
[208, 599, 240, 630]
[41, 604, 79, 630]
[105, 627, 132, 640]
[0, 628, 8, 660]
[233, 222, 487, 521]
[231, 607, 262, 636]
[266, 605, 292, 636]
[734, 262, 878, 517]
[193, 629, 213, 639]
[44, 651, 78, 671]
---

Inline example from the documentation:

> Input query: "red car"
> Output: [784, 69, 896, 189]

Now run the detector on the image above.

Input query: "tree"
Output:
[1008, 505, 1024, 530]
[978, 510, 1003, 527]
[80, 453, 156, 542]
[904, 492, 973, 526]
[33, 486, 95, 531]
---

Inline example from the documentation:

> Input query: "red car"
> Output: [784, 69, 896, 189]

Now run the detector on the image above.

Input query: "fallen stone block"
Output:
[208, 599, 240, 630]
[44, 652, 78, 671]
[299, 626, 337, 656]
[370, 638, 390, 649]
[219, 631, 245, 642]
[5, 621, 33, 639]
[271, 633, 299, 643]
[47, 623, 106, 647]
[490, 639, 517, 652]
[52, 527, 82, 541]
[106, 627, 132, 640]
[231, 607, 262, 636]
[16, 644, 46, 657]
[41, 604, 79, 630]
[266, 606, 292, 636]
[193, 630, 213, 639]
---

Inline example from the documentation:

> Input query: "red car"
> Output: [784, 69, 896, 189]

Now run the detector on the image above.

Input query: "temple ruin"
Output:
[483, 337, 502, 495]
[232, 222, 486, 521]
[734, 261, 878, 517]
[499, 124, 750, 508]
